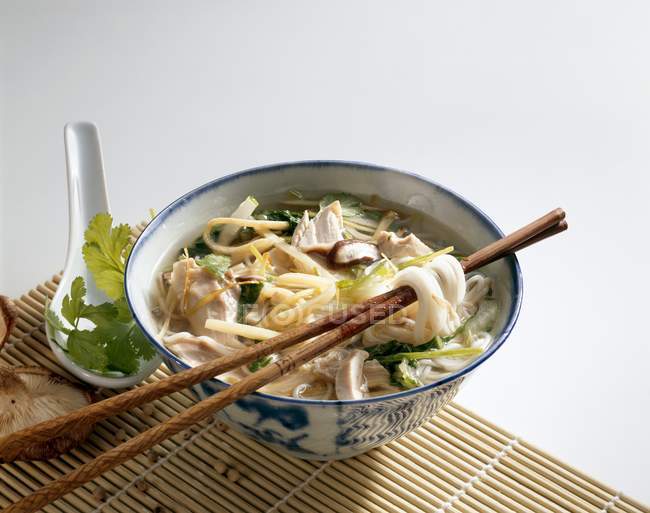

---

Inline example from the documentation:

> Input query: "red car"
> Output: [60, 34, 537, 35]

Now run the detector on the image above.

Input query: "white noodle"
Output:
[204, 319, 280, 340]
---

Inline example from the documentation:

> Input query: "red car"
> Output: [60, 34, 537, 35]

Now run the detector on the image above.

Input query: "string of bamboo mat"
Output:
[0, 215, 647, 513]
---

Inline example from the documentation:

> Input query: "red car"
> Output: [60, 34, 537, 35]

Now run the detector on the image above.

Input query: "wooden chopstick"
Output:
[463, 218, 568, 272]
[4, 208, 568, 513]
[3, 288, 418, 513]
[0, 286, 406, 463]
[460, 208, 565, 272]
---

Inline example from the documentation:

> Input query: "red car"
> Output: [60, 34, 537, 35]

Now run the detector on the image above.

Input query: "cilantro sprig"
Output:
[46, 213, 156, 376]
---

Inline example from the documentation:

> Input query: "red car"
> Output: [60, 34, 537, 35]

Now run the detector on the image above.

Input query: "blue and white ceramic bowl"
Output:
[125, 161, 522, 460]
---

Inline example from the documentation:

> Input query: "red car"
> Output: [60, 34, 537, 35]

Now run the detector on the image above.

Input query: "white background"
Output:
[1, 0, 648, 502]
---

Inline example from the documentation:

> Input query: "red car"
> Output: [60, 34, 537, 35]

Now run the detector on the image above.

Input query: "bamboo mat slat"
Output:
[1, 268, 647, 513]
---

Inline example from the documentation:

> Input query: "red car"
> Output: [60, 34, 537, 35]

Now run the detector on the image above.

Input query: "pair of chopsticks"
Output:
[1, 208, 566, 513]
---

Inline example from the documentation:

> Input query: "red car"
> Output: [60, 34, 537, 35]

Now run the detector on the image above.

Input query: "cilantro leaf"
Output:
[49, 211, 159, 376]
[129, 324, 156, 360]
[44, 305, 71, 336]
[67, 329, 108, 372]
[113, 297, 134, 323]
[97, 323, 137, 375]
[80, 302, 118, 326]
[196, 254, 231, 279]
[319, 193, 363, 217]
[61, 276, 117, 327]
[61, 276, 87, 326]
[82, 213, 132, 300]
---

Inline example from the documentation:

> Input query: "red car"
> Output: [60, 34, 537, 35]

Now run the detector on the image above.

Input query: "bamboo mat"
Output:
[2, 275, 647, 513]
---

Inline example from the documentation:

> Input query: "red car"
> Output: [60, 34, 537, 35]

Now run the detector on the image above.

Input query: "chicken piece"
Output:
[335, 349, 369, 400]
[291, 201, 344, 253]
[170, 259, 242, 348]
[312, 348, 349, 380]
[163, 332, 235, 367]
[328, 240, 380, 267]
[376, 230, 431, 259]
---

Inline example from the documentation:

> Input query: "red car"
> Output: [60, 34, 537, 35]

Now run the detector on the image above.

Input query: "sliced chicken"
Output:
[335, 349, 369, 400]
[376, 230, 432, 259]
[328, 240, 380, 267]
[163, 332, 235, 367]
[312, 348, 349, 380]
[170, 259, 243, 349]
[291, 201, 344, 253]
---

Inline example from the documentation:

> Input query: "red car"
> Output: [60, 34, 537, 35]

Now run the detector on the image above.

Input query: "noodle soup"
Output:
[151, 192, 498, 401]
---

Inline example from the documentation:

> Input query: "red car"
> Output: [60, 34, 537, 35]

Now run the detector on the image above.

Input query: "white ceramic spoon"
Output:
[46, 122, 161, 388]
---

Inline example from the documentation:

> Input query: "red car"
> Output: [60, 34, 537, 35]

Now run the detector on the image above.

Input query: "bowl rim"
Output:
[125, 160, 523, 405]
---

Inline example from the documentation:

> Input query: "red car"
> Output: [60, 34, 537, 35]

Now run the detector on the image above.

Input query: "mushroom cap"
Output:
[327, 240, 381, 267]
[0, 366, 94, 461]
[0, 296, 17, 351]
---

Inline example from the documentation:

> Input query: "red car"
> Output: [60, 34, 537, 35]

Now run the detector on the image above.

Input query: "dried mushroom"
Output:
[0, 296, 17, 351]
[0, 366, 94, 461]
[327, 240, 381, 267]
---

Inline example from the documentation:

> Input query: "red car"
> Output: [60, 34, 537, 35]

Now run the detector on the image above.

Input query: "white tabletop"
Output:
[1, 0, 648, 502]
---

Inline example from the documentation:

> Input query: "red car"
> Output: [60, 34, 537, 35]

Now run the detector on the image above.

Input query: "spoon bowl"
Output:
[46, 122, 161, 388]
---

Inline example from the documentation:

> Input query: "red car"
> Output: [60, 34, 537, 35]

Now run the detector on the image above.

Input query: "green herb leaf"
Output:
[196, 254, 231, 279]
[44, 305, 71, 336]
[67, 329, 108, 372]
[397, 246, 455, 270]
[240, 282, 263, 304]
[82, 213, 132, 300]
[337, 259, 395, 303]
[248, 355, 273, 372]
[185, 227, 220, 259]
[378, 346, 483, 365]
[80, 302, 119, 326]
[61, 276, 87, 327]
[319, 193, 363, 217]
[256, 210, 303, 235]
[113, 297, 134, 323]
[51, 212, 159, 376]
[97, 321, 155, 375]
[392, 359, 423, 389]
[61, 276, 117, 328]
[366, 336, 444, 362]
[238, 282, 264, 323]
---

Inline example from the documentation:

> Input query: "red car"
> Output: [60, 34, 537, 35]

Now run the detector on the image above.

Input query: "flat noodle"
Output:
[204, 319, 280, 340]
[206, 217, 289, 232]
[202, 236, 275, 264]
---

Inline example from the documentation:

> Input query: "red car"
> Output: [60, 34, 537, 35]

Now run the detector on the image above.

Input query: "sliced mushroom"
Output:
[0, 366, 94, 462]
[327, 240, 381, 267]
[335, 349, 369, 400]
[0, 296, 17, 351]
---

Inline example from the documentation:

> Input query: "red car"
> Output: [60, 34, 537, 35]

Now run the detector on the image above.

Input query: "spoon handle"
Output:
[62, 122, 110, 273]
